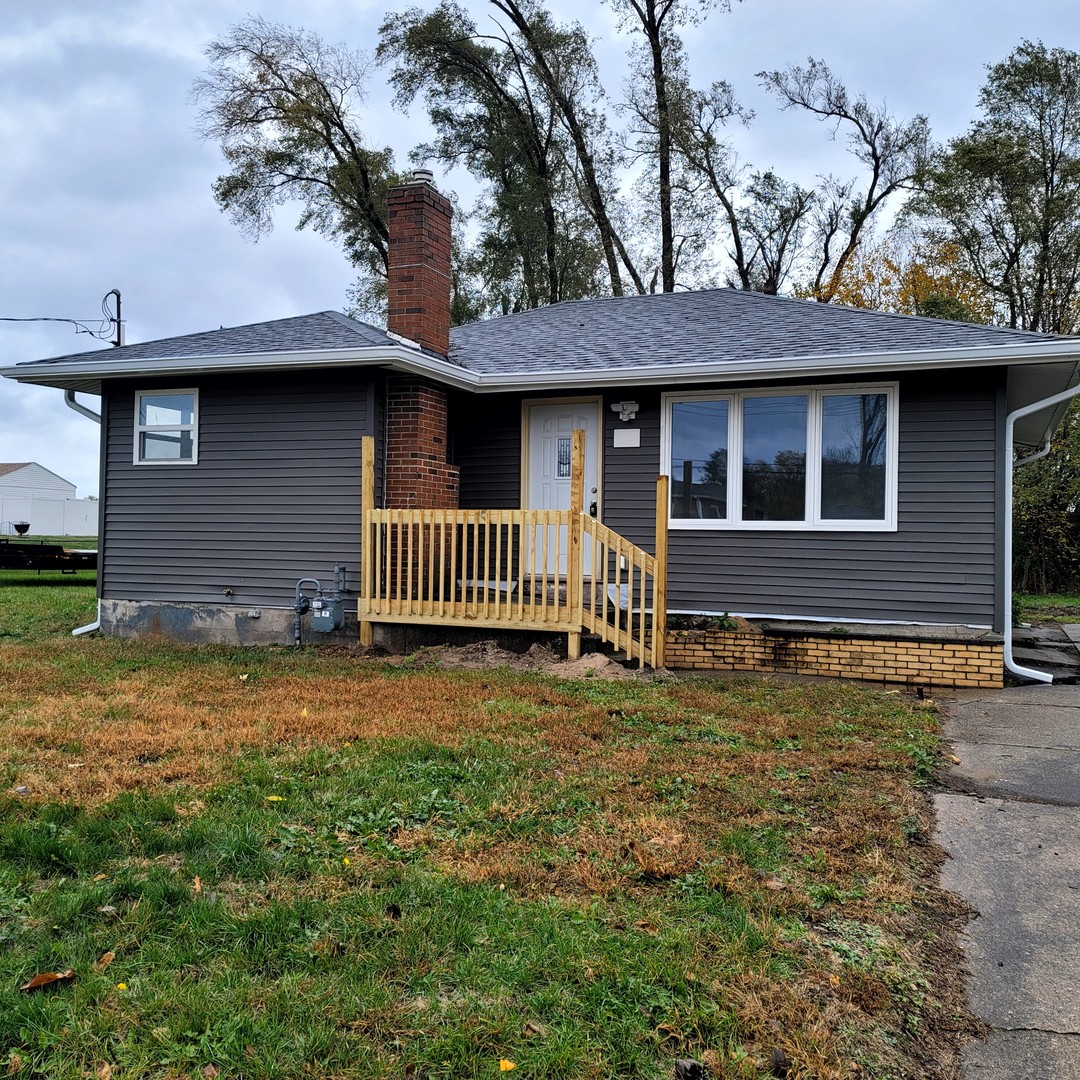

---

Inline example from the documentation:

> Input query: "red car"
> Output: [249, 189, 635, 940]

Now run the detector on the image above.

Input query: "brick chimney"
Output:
[386, 168, 452, 357]
[383, 171, 459, 519]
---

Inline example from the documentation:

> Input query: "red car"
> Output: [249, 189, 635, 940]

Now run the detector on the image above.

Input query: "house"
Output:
[0, 462, 98, 536]
[4, 171, 1080, 687]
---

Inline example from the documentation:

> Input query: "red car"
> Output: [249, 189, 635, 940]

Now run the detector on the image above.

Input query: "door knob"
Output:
[589, 501, 598, 516]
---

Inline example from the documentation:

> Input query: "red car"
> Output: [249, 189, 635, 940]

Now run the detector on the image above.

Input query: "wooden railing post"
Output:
[652, 474, 669, 668]
[359, 435, 375, 646]
[567, 428, 585, 660]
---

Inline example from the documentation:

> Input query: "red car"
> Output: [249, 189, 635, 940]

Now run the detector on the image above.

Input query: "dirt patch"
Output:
[395, 639, 642, 679]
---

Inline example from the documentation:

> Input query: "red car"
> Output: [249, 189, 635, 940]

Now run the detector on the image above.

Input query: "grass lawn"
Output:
[0, 581, 969, 1078]
[1014, 591, 1080, 623]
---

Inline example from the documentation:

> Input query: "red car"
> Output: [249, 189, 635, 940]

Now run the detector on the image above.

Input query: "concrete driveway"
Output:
[934, 684, 1080, 1078]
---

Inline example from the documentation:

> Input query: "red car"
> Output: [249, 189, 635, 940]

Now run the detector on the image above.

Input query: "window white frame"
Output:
[661, 382, 899, 531]
[133, 388, 199, 465]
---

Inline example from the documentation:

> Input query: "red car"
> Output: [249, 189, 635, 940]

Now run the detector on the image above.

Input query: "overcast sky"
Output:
[1, 0, 1075, 500]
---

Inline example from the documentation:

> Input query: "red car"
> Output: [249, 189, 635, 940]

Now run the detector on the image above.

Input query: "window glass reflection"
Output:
[670, 400, 728, 518]
[820, 394, 887, 519]
[742, 396, 807, 521]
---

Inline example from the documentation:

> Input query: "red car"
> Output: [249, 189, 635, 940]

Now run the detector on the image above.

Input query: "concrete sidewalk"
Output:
[934, 684, 1080, 1078]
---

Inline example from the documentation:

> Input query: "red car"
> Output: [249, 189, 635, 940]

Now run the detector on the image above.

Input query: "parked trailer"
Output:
[0, 539, 97, 572]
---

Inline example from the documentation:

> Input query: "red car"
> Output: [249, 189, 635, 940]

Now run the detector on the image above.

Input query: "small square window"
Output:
[134, 389, 198, 464]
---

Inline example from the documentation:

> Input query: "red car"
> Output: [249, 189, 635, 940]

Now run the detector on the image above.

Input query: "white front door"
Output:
[525, 400, 600, 574]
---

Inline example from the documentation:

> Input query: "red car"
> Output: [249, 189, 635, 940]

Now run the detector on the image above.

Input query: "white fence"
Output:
[0, 497, 98, 537]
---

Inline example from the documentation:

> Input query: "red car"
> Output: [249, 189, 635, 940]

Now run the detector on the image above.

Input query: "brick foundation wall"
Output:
[664, 629, 1004, 688]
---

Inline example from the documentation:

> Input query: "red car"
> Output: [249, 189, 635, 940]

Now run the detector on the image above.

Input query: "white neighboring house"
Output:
[0, 462, 98, 537]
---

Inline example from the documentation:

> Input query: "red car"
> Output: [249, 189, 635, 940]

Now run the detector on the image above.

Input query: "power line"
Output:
[0, 290, 124, 346]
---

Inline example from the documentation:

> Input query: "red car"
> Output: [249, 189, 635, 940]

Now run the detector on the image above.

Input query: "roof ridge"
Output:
[322, 310, 385, 335]
[730, 287, 1068, 340]
[452, 286, 1074, 342]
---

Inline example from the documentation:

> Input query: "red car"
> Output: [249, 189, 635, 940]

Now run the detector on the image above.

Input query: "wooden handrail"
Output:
[358, 434, 669, 667]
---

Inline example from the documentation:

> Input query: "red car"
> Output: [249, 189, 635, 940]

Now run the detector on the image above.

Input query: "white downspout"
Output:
[1005, 383, 1080, 682]
[64, 390, 102, 636]
[64, 390, 101, 423]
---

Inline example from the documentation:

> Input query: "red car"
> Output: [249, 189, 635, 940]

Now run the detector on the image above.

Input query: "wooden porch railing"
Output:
[358, 433, 668, 667]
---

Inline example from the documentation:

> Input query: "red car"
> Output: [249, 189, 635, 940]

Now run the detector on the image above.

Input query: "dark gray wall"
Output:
[453, 371, 1003, 627]
[101, 372, 373, 607]
[602, 371, 1002, 626]
[450, 391, 522, 509]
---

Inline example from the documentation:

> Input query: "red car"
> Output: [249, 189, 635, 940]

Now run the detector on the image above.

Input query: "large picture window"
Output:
[134, 390, 198, 464]
[662, 384, 898, 530]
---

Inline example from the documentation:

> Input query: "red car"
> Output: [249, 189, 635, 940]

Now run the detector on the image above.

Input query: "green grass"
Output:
[1015, 591, 1080, 622]
[0, 747, 772, 1078]
[0, 597, 965, 1078]
[1, 535, 96, 548]
[0, 573, 96, 641]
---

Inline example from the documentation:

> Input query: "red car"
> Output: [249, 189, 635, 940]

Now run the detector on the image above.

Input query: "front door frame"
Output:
[520, 396, 604, 516]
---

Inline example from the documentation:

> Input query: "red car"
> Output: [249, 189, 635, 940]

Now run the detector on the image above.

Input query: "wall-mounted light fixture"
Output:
[611, 400, 640, 422]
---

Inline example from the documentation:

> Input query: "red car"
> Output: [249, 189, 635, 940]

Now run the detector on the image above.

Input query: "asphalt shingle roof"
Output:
[0, 463, 30, 477]
[448, 288, 1060, 374]
[11, 289, 1073, 388]
[27, 311, 398, 367]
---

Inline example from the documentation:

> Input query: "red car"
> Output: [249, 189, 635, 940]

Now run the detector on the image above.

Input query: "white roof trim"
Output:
[3, 336, 1080, 394]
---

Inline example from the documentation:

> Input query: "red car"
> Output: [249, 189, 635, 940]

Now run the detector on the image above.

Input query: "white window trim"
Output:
[133, 388, 199, 465]
[661, 382, 899, 532]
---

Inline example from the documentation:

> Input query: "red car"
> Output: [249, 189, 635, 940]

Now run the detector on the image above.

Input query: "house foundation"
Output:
[664, 622, 1004, 688]
[98, 599, 358, 647]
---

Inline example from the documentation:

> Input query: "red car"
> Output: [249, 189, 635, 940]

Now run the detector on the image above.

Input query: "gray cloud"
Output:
[2, 0, 1077, 500]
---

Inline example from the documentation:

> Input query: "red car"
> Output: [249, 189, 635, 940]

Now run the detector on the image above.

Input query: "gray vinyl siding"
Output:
[601, 371, 1003, 626]
[101, 373, 373, 606]
[451, 372, 1003, 628]
[450, 391, 521, 509]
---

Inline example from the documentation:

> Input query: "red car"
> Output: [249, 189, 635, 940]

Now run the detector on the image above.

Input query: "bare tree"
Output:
[192, 16, 402, 309]
[759, 58, 930, 302]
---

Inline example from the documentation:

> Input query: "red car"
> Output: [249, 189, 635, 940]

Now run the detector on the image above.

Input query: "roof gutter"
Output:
[1004, 382, 1080, 683]
[5, 337, 1080, 395]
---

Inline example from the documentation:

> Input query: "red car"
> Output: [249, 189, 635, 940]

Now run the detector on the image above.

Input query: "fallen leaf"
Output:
[202, 1065, 219, 1078]
[633, 919, 659, 935]
[674, 1060, 706, 1080]
[97, 1065, 112, 1080]
[828, 973, 841, 987]
[19, 970, 76, 992]
[97, 905, 118, 915]
[93, 873, 108, 882]
[950, 755, 961, 764]
[239, 673, 250, 681]
[770, 1047, 792, 1077]
[193, 875, 202, 895]
[265, 795, 285, 802]
[300, 707, 308, 718]
[522, 1021, 545, 1037]
[498, 1061, 516, 1073]
[94, 951, 115, 971]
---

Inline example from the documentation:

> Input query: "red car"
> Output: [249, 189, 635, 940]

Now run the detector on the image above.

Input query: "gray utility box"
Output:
[310, 595, 344, 633]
